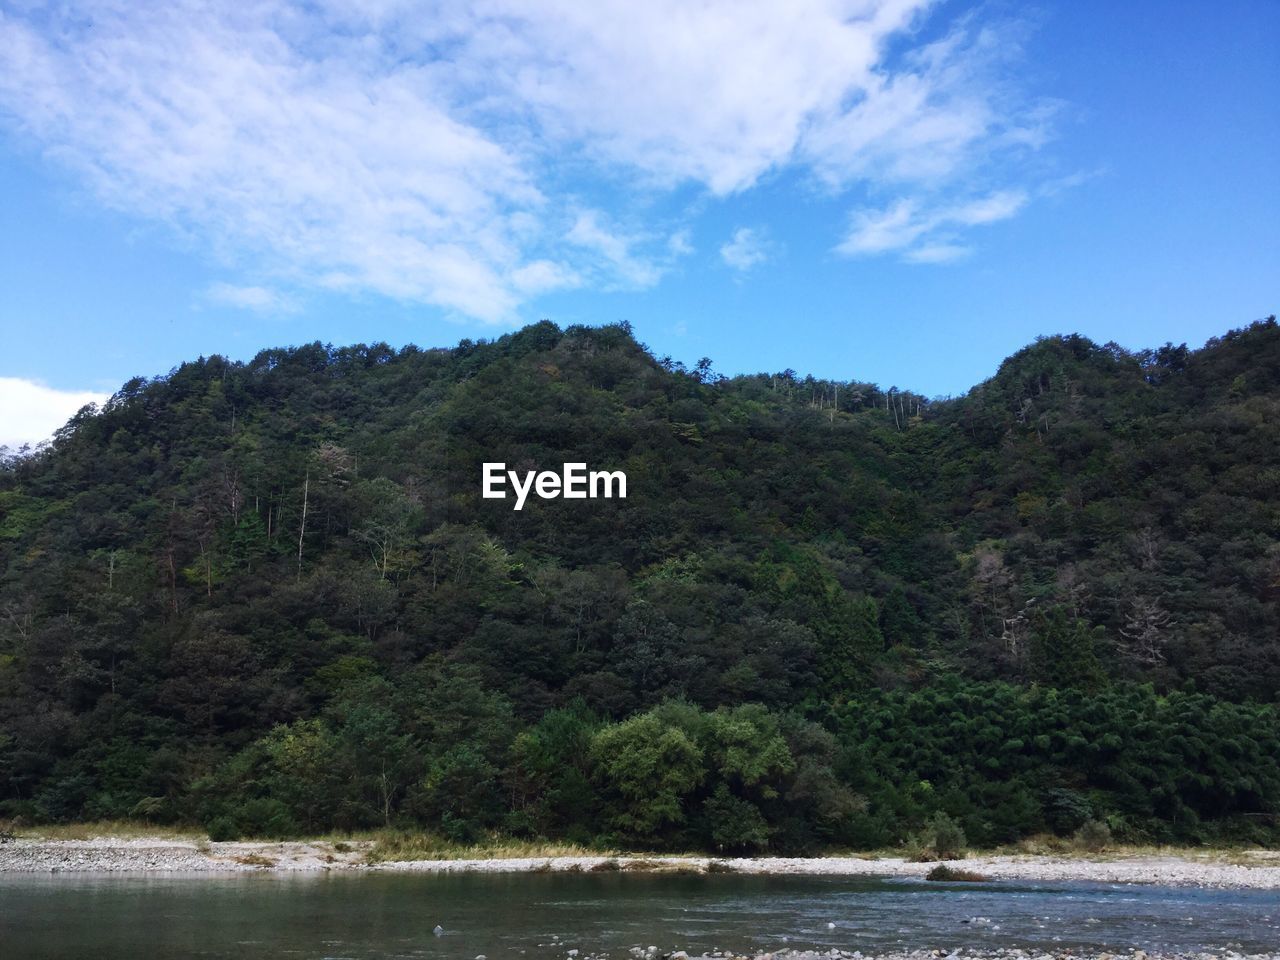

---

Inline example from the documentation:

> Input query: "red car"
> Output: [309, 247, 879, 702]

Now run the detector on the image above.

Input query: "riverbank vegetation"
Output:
[2, 319, 1278, 851]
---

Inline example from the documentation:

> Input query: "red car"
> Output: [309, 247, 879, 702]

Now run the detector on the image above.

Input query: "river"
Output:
[2, 871, 1276, 959]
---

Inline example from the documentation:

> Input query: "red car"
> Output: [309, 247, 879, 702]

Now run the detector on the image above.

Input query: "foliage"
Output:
[1074, 818, 1113, 852]
[924, 864, 988, 882]
[1, 318, 1279, 849]
[830, 680, 1280, 847]
[909, 811, 968, 861]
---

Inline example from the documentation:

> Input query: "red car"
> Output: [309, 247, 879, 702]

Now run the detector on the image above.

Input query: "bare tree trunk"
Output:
[297, 471, 310, 581]
[199, 538, 212, 597]
[166, 548, 178, 613]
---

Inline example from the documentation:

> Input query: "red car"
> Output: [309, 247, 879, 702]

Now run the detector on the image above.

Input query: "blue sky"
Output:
[1, 0, 1277, 447]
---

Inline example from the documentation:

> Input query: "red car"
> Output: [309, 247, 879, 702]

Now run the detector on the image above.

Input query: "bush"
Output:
[925, 864, 988, 882]
[1073, 818, 1113, 852]
[203, 798, 298, 841]
[909, 811, 967, 861]
[703, 786, 770, 852]
[206, 817, 239, 842]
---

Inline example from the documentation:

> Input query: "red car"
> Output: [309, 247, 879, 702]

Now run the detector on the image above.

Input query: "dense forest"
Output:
[2, 317, 1278, 851]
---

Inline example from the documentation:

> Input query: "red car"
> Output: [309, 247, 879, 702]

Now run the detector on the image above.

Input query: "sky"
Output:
[1, 0, 1277, 448]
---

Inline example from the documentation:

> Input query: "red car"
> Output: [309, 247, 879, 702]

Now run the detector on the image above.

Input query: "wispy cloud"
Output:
[0, 1, 1063, 318]
[903, 242, 970, 264]
[838, 190, 1028, 261]
[0, 378, 110, 450]
[566, 210, 690, 290]
[0, 2, 557, 322]
[802, 15, 1050, 190]
[205, 283, 300, 314]
[668, 229, 694, 258]
[720, 227, 770, 272]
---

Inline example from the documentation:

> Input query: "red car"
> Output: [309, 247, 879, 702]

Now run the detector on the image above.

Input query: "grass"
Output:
[10, 820, 208, 841]
[362, 831, 613, 865]
[358, 832, 720, 870]
[994, 835, 1279, 865]
[9, 823, 1276, 869]
[818, 838, 1279, 866]
[233, 852, 279, 868]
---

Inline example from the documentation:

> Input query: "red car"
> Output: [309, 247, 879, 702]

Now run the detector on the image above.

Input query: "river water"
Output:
[2, 872, 1276, 959]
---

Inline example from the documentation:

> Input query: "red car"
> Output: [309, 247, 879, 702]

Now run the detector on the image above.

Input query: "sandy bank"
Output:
[2, 838, 1279, 888]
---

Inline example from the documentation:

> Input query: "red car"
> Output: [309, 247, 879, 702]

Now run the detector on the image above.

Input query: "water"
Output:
[1, 872, 1277, 959]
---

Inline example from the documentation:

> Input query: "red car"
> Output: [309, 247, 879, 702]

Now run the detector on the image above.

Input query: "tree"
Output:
[1120, 596, 1172, 666]
[1030, 607, 1105, 689]
[590, 706, 705, 841]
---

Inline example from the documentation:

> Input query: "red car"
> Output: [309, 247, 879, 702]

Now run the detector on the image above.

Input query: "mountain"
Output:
[1, 318, 1278, 850]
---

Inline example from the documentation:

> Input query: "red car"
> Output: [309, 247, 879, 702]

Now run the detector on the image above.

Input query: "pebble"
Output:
[715, 954, 1260, 960]
[7, 841, 1278, 889]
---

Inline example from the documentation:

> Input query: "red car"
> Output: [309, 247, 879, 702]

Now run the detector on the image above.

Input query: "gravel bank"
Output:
[0, 837, 368, 872]
[3, 838, 1279, 888]
[610, 952, 1276, 960]
[727, 853, 1280, 889]
[374, 852, 1280, 889]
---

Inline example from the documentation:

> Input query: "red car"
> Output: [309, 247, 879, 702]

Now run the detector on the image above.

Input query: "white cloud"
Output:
[0, 378, 109, 450]
[434, 0, 928, 195]
[0, 1, 562, 322]
[1039, 166, 1108, 198]
[510, 260, 582, 296]
[668, 229, 694, 258]
[839, 200, 930, 255]
[838, 190, 1026, 260]
[205, 283, 300, 314]
[720, 227, 770, 272]
[566, 210, 675, 290]
[800, 16, 1044, 189]
[903, 242, 969, 264]
[0, 1, 1060, 317]
[951, 191, 1028, 225]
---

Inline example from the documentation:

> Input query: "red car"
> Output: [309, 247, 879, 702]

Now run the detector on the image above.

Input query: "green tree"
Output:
[1030, 607, 1105, 689]
[590, 706, 706, 841]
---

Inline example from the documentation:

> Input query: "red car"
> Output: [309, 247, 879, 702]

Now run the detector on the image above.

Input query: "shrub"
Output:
[204, 797, 298, 841]
[925, 864, 988, 882]
[206, 817, 238, 842]
[703, 786, 770, 852]
[909, 811, 967, 861]
[1073, 818, 1113, 852]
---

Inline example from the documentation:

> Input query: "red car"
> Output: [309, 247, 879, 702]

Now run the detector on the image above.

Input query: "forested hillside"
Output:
[2, 318, 1278, 850]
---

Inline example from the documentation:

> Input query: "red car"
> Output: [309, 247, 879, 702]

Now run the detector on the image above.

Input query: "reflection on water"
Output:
[2, 871, 1277, 960]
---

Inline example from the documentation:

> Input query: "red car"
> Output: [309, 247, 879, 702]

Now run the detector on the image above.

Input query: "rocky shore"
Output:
[617, 951, 1274, 960]
[0, 836, 367, 872]
[2, 837, 1279, 888]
